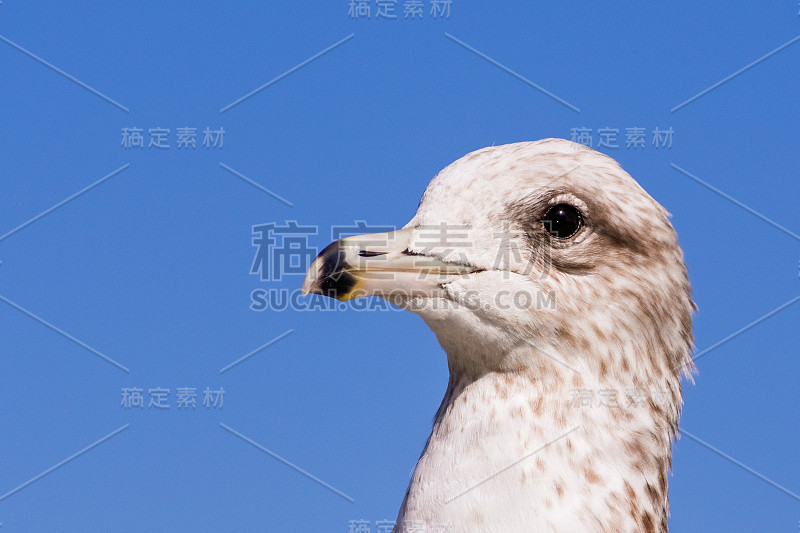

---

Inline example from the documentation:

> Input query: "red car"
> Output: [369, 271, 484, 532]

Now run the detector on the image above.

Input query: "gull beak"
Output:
[302, 228, 477, 301]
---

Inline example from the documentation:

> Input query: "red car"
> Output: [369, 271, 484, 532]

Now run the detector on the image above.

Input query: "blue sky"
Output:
[1, 1, 799, 531]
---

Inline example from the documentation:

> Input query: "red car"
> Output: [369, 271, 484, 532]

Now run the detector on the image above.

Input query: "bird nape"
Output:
[303, 139, 694, 533]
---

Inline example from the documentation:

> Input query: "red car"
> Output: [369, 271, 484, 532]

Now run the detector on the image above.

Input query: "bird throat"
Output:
[396, 364, 675, 532]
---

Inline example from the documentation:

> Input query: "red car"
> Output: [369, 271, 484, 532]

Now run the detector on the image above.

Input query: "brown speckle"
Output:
[640, 511, 655, 533]
[584, 467, 600, 484]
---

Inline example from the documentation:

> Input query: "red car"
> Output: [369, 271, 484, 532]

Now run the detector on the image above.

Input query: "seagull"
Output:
[303, 139, 694, 532]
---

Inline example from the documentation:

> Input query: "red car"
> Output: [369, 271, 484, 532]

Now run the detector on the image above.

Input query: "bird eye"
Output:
[541, 204, 583, 239]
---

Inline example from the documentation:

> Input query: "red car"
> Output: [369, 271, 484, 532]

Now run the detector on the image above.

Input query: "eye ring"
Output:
[541, 203, 584, 239]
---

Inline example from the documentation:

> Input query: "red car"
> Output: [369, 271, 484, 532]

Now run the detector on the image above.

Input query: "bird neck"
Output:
[396, 363, 675, 532]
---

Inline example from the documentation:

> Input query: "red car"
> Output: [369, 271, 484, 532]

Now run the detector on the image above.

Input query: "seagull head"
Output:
[303, 139, 694, 382]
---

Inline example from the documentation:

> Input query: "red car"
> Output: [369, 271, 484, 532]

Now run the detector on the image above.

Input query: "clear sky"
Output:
[1, 1, 798, 531]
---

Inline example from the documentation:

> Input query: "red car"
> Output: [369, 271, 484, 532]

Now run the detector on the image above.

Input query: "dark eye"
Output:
[541, 203, 583, 239]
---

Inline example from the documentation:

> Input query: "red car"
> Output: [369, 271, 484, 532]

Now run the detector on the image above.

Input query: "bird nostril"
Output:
[400, 249, 425, 256]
